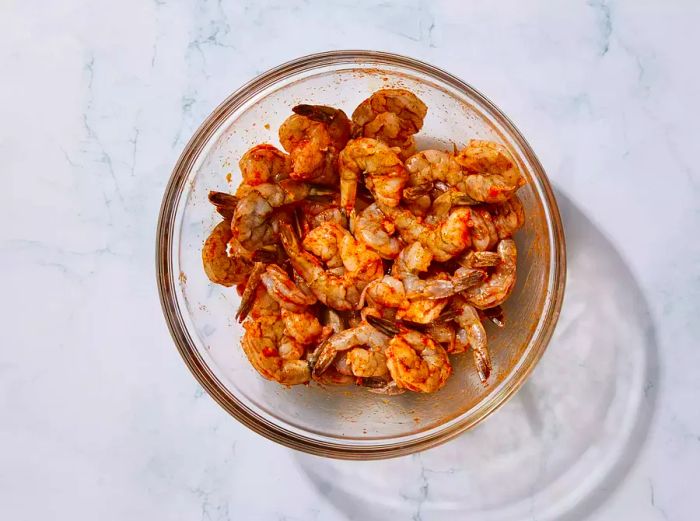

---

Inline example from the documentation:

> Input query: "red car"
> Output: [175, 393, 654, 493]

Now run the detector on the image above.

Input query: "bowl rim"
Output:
[156, 50, 566, 460]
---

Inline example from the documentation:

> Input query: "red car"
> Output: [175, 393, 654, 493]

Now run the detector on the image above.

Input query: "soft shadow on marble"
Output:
[294, 190, 659, 521]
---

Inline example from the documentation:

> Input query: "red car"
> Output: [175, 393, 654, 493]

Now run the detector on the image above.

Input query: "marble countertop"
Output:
[2, 1, 698, 519]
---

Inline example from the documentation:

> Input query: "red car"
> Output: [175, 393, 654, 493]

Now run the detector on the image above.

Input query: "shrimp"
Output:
[301, 221, 347, 269]
[338, 138, 408, 214]
[351, 89, 428, 160]
[488, 194, 525, 239]
[454, 140, 525, 203]
[458, 250, 501, 269]
[241, 312, 311, 385]
[346, 347, 389, 378]
[312, 321, 390, 376]
[377, 202, 472, 262]
[230, 180, 331, 252]
[280, 222, 383, 311]
[281, 308, 327, 346]
[296, 197, 347, 238]
[463, 239, 517, 309]
[359, 275, 408, 317]
[202, 221, 254, 286]
[236, 262, 267, 322]
[368, 316, 452, 393]
[452, 296, 491, 383]
[239, 144, 291, 186]
[279, 105, 351, 184]
[392, 242, 485, 299]
[405, 150, 462, 200]
[260, 264, 317, 313]
[351, 203, 402, 259]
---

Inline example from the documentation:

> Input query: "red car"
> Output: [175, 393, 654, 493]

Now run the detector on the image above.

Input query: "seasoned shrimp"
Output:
[296, 197, 347, 238]
[405, 149, 462, 199]
[426, 322, 457, 354]
[359, 275, 407, 316]
[281, 308, 327, 346]
[260, 264, 317, 313]
[454, 140, 525, 203]
[231, 180, 331, 252]
[202, 221, 254, 286]
[346, 347, 389, 378]
[239, 144, 291, 186]
[489, 194, 525, 239]
[392, 242, 485, 299]
[452, 295, 491, 383]
[236, 262, 267, 322]
[351, 89, 428, 159]
[368, 316, 452, 393]
[351, 203, 402, 259]
[312, 321, 390, 376]
[241, 312, 310, 385]
[338, 138, 408, 214]
[279, 105, 351, 184]
[301, 221, 347, 269]
[280, 222, 383, 311]
[463, 239, 517, 309]
[377, 202, 472, 262]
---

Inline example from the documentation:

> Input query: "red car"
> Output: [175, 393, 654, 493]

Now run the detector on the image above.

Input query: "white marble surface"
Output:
[1, 1, 699, 520]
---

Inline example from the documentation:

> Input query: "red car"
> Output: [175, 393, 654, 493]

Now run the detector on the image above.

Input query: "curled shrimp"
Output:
[259, 264, 317, 313]
[281, 308, 327, 347]
[338, 138, 408, 214]
[351, 203, 402, 259]
[312, 320, 390, 376]
[489, 194, 525, 239]
[377, 202, 472, 262]
[280, 222, 383, 311]
[301, 221, 347, 269]
[279, 104, 351, 184]
[231, 180, 331, 252]
[454, 140, 525, 203]
[202, 221, 254, 286]
[368, 316, 452, 394]
[239, 144, 291, 186]
[351, 89, 428, 159]
[392, 242, 484, 299]
[346, 347, 389, 378]
[296, 197, 347, 238]
[452, 295, 491, 383]
[463, 239, 517, 309]
[241, 312, 311, 386]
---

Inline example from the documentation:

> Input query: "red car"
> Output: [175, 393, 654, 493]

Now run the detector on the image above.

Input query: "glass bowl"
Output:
[156, 50, 566, 460]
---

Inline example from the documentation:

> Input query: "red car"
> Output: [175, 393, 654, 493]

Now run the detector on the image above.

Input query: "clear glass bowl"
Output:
[156, 50, 566, 460]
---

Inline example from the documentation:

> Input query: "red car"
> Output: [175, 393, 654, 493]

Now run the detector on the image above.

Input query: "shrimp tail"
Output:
[236, 262, 265, 322]
[208, 191, 239, 220]
[459, 251, 501, 268]
[366, 315, 400, 337]
[292, 104, 341, 124]
[452, 268, 487, 293]
[473, 349, 492, 383]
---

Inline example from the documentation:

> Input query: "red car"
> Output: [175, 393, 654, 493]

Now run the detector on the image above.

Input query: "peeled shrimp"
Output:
[239, 144, 291, 186]
[377, 202, 472, 262]
[280, 222, 383, 311]
[346, 347, 389, 378]
[301, 221, 347, 269]
[351, 203, 402, 259]
[351, 89, 427, 159]
[454, 140, 525, 203]
[281, 308, 327, 347]
[241, 312, 310, 385]
[369, 317, 452, 393]
[452, 295, 491, 383]
[392, 242, 484, 299]
[279, 104, 351, 184]
[338, 138, 408, 214]
[259, 264, 317, 313]
[312, 321, 390, 376]
[463, 239, 517, 309]
[231, 180, 330, 252]
[202, 221, 254, 286]
[489, 194, 525, 239]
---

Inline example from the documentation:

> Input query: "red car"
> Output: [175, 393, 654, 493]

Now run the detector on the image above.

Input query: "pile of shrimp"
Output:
[202, 89, 526, 394]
